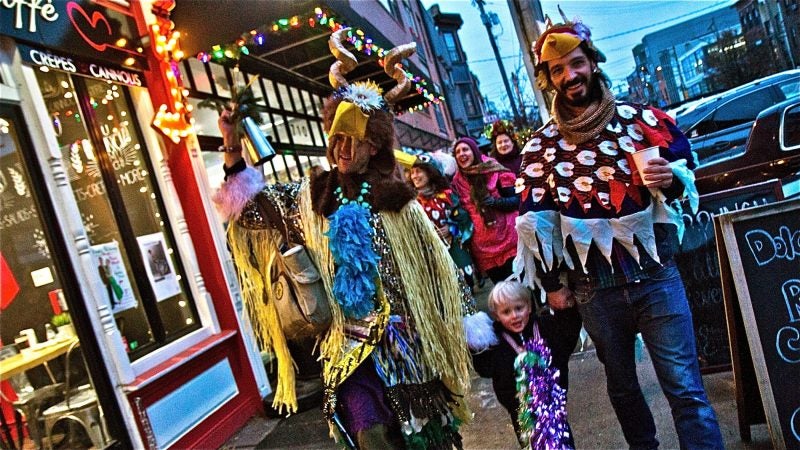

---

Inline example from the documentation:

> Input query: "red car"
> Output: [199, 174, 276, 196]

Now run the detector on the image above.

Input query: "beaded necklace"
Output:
[326, 180, 380, 319]
[334, 181, 371, 209]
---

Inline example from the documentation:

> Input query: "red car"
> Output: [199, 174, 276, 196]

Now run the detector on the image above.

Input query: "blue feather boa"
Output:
[326, 203, 380, 319]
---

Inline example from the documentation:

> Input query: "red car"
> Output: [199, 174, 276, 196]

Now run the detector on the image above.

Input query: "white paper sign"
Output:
[90, 241, 137, 312]
[137, 232, 181, 302]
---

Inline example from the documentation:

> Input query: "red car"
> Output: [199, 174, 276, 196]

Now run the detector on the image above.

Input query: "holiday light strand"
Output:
[150, 1, 194, 144]
[195, 7, 444, 115]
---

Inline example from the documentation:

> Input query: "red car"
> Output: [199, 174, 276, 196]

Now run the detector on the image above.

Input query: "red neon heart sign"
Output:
[67, 1, 112, 52]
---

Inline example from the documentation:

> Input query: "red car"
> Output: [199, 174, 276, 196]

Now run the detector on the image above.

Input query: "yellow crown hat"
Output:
[532, 8, 606, 90]
[538, 32, 582, 63]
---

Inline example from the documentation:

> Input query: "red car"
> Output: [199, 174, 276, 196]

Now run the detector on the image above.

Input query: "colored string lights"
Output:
[195, 7, 444, 115]
[151, 0, 194, 144]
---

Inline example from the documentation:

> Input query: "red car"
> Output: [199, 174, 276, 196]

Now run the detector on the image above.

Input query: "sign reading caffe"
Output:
[0, 0, 146, 71]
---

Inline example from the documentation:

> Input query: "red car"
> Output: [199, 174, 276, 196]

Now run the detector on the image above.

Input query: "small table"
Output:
[0, 338, 77, 382]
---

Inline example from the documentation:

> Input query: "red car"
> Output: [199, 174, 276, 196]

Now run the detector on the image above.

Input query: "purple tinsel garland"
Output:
[515, 336, 573, 449]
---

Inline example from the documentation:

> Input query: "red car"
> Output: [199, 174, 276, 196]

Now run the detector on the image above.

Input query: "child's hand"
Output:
[547, 286, 575, 310]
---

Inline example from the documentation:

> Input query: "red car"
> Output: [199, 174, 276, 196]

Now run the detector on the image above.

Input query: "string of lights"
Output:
[195, 7, 445, 115]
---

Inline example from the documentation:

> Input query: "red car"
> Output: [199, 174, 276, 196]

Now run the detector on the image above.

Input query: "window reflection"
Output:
[34, 70, 201, 359]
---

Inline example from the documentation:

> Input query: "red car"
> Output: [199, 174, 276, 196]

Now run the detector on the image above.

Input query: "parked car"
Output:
[674, 70, 800, 169]
[694, 97, 800, 197]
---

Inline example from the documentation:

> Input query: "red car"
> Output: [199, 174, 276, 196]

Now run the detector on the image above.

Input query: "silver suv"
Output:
[674, 70, 800, 170]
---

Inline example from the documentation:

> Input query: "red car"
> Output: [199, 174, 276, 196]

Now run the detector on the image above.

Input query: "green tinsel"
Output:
[197, 80, 267, 135]
[404, 417, 463, 450]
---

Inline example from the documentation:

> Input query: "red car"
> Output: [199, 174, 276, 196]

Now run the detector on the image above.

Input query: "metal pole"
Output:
[475, 0, 520, 121]
[506, 0, 550, 125]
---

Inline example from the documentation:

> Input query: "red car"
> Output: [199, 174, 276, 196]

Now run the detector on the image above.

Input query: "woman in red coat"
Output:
[451, 137, 519, 283]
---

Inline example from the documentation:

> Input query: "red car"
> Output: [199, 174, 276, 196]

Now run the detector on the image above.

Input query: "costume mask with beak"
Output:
[311, 29, 418, 216]
[326, 81, 385, 175]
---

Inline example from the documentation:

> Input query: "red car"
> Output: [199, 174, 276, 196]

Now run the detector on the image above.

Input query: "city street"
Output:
[223, 281, 775, 449]
[223, 348, 774, 449]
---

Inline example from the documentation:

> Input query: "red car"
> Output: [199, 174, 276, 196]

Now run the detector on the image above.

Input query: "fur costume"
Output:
[215, 28, 487, 449]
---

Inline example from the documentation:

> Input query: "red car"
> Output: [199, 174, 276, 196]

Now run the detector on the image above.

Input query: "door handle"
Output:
[711, 141, 731, 151]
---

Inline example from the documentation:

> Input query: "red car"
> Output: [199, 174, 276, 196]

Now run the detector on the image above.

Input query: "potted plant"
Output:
[51, 312, 75, 338]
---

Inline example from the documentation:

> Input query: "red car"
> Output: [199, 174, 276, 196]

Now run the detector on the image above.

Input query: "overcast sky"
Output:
[421, 0, 737, 114]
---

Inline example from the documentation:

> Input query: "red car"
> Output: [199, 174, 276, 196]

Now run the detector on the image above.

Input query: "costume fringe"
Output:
[213, 167, 265, 220]
[463, 311, 498, 352]
[297, 184, 349, 387]
[381, 202, 473, 413]
[226, 223, 297, 413]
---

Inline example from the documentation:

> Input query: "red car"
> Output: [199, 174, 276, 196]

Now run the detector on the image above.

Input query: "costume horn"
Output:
[383, 42, 416, 104]
[328, 28, 358, 89]
[558, 5, 569, 23]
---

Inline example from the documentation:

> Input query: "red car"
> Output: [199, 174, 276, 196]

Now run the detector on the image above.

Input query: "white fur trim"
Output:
[463, 311, 498, 352]
[212, 166, 266, 220]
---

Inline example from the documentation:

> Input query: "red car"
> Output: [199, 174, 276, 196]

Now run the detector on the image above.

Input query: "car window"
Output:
[783, 104, 800, 149]
[777, 79, 800, 101]
[711, 88, 777, 131]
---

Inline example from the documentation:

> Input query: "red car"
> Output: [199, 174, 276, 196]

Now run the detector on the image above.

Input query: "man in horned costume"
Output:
[514, 12, 724, 450]
[214, 30, 490, 449]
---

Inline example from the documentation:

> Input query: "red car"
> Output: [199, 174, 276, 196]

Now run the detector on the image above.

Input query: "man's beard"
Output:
[559, 74, 603, 107]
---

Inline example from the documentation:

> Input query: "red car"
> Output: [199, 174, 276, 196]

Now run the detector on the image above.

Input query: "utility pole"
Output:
[506, 0, 550, 125]
[511, 71, 526, 122]
[475, 0, 520, 121]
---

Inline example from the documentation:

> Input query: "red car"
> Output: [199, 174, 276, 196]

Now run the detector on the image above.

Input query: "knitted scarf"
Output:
[552, 81, 616, 145]
[457, 156, 512, 221]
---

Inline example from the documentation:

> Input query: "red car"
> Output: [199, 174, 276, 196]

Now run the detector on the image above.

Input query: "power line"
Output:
[469, 54, 520, 64]
[594, 1, 732, 42]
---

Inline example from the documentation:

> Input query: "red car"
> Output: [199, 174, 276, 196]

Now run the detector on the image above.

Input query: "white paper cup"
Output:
[631, 146, 660, 186]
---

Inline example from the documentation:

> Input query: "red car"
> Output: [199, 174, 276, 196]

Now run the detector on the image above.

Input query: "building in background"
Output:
[428, 4, 487, 139]
[627, 0, 798, 107]
[627, 5, 742, 106]
[735, 0, 799, 71]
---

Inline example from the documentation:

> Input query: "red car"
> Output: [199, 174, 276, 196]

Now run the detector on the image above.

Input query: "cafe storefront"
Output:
[0, 1, 267, 449]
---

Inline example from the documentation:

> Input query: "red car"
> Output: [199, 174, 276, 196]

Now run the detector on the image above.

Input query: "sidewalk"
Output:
[223, 349, 775, 450]
[221, 279, 775, 449]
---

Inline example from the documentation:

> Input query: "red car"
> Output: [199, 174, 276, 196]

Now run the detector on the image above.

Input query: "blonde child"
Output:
[472, 281, 581, 448]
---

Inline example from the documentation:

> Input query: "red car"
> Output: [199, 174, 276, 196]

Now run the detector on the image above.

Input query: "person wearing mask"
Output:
[515, 13, 723, 450]
[451, 137, 518, 284]
[214, 31, 484, 449]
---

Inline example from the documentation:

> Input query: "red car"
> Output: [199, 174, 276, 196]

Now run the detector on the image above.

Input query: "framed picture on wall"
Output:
[90, 241, 137, 312]
[137, 232, 181, 301]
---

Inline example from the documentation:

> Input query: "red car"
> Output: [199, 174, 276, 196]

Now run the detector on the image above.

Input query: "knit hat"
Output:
[453, 137, 482, 167]
[413, 153, 444, 176]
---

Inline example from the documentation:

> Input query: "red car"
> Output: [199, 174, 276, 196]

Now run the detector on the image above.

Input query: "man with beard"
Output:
[213, 30, 490, 449]
[514, 15, 724, 450]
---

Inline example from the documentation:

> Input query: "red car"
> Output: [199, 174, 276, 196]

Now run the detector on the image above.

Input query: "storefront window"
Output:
[0, 112, 69, 349]
[210, 63, 231, 98]
[34, 70, 200, 360]
[1, 104, 115, 450]
[186, 59, 212, 94]
[275, 83, 295, 113]
[287, 116, 313, 146]
[261, 79, 281, 109]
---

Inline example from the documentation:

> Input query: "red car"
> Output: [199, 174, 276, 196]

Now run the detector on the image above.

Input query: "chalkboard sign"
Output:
[674, 180, 783, 371]
[719, 198, 800, 450]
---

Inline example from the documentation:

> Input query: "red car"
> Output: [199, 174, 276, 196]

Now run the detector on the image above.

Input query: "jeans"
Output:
[574, 262, 724, 450]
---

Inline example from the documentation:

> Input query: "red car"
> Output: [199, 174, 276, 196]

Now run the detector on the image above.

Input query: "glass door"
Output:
[1, 103, 129, 449]
[33, 69, 201, 361]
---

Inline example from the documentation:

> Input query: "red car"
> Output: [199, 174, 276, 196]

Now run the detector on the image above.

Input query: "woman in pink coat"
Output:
[451, 137, 519, 283]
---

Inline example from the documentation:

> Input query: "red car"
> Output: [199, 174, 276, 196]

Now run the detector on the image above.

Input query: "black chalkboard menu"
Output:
[674, 180, 783, 371]
[719, 198, 800, 450]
